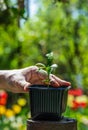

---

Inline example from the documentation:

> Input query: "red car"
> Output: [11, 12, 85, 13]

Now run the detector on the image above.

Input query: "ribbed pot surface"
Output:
[29, 85, 70, 119]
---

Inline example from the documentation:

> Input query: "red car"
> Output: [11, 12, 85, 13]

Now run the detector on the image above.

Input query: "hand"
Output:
[2, 66, 71, 93]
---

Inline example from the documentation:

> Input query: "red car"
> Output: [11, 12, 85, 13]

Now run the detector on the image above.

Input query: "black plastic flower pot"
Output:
[29, 85, 71, 120]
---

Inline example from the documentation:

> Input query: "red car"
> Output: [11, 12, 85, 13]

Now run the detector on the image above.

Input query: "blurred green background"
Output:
[0, 0, 88, 130]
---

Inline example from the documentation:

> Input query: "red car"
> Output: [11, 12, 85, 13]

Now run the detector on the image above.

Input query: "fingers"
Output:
[20, 81, 31, 91]
[23, 81, 31, 91]
[50, 74, 71, 87]
[14, 80, 31, 93]
[14, 74, 71, 92]
[50, 79, 60, 87]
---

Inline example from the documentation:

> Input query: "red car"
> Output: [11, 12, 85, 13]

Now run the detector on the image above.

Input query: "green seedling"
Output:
[36, 52, 58, 86]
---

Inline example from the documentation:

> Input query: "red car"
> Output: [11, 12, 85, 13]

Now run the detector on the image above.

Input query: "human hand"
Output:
[1, 66, 71, 93]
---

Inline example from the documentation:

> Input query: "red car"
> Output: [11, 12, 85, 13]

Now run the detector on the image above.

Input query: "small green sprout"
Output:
[36, 52, 58, 86]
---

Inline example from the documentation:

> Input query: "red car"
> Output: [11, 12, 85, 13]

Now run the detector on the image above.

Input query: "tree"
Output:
[17, 0, 88, 88]
[0, 0, 29, 26]
[0, 0, 88, 88]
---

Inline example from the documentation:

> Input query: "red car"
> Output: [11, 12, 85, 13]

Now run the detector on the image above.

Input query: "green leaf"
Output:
[36, 63, 46, 69]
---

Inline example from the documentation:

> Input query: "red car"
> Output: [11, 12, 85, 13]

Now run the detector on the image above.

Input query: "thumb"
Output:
[18, 80, 31, 91]
[24, 81, 31, 91]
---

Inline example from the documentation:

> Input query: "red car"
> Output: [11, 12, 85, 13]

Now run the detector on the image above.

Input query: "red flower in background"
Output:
[0, 90, 8, 105]
[68, 88, 83, 96]
[68, 88, 88, 110]
[72, 101, 87, 110]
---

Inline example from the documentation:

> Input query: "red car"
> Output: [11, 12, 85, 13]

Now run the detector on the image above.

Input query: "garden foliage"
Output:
[0, 0, 88, 129]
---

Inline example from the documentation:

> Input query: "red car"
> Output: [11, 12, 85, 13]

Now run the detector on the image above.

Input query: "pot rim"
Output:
[29, 85, 71, 90]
